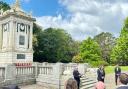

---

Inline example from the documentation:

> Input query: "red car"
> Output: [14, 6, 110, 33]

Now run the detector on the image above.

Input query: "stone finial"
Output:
[12, 0, 21, 11]
[15, 0, 20, 8]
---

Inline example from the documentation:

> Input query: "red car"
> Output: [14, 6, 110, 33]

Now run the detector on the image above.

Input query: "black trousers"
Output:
[74, 77, 80, 89]
[115, 74, 119, 85]
[102, 78, 104, 83]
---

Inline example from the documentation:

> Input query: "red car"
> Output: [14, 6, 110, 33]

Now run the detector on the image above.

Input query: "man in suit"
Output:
[115, 64, 121, 85]
[97, 65, 105, 82]
[73, 67, 81, 89]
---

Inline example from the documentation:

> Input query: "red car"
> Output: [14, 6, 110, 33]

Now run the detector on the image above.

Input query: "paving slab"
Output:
[20, 84, 48, 89]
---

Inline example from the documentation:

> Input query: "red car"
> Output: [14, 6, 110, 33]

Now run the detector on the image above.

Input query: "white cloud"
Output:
[36, 0, 128, 41]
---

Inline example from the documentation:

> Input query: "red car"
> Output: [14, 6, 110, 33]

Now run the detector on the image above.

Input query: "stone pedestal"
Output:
[5, 64, 16, 80]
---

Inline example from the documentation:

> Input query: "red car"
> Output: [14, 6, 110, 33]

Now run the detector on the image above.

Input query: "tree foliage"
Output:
[0, 1, 10, 12]
[33, 23, 43, 62]
[33, 28, 78, 63]
[94, 32, 116, 63]
[111, 17, 128, 65]
[80, 37, 104, 66]
[72, 54, 83, 63]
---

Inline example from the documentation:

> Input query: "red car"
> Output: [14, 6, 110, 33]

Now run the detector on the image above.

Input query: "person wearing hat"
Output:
[116, 73, 128, 89]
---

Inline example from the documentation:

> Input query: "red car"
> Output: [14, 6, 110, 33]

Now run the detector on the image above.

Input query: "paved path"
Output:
[20, 73, 117, 89]
[105, 71, 128, 89]
[105, 73, 116, 89]
[20, 85, 48, 89]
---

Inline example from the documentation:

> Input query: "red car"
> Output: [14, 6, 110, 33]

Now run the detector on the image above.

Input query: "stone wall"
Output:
[0, 64, 36, 88]
[35, 63, 88, 89]
[0, 62, 88, 89]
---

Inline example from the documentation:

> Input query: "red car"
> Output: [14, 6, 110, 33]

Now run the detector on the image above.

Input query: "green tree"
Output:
[34, 28, 76, 63]
[0, 1, 10, 12]
[111, 17, 128, 65]
[94, 32, 116, 63]
[80, 37, 104, 66]
[33, 23, 43, 62]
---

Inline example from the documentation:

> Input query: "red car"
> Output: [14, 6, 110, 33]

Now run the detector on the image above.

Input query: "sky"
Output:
[2, 0, 128, 40]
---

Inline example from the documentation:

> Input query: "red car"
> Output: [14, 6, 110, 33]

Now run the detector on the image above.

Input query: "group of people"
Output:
[65, 64, 128, 89]
[96, 64, 128, 89]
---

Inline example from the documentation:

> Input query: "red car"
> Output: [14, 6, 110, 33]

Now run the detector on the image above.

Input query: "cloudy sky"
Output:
[3, 0, 128, 40]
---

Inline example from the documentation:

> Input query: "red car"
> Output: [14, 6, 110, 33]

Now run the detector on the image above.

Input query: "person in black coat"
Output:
[73, 67, 81, 89]
[97, 65, 105, 82]
[115, 64, 121, 85]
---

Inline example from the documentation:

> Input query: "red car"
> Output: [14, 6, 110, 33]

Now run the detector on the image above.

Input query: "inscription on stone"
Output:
[17, 54, 25, 59]
[19, 35, 25, 45]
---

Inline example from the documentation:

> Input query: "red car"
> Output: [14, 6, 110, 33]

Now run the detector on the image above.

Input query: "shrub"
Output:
[72, 54, 83, 63]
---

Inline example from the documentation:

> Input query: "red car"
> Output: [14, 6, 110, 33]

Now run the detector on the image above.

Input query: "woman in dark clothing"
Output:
[97, 66, 105, 82]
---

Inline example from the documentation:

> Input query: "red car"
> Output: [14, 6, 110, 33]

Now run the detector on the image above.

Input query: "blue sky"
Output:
[3, 0, 63, 16]
[2, 0, 128, 40]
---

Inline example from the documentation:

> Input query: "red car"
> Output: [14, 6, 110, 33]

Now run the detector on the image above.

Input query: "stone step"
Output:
[81, 81, 96, 87]
[81, 79, 94, 84]
[80, 77, 97, 89]
[81, 83, 95, 89]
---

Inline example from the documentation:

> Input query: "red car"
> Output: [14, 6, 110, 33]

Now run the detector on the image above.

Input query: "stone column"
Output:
[8, 20, 13, 50]
[53, 63, 63, 89]
[5, 64, 16, 81]
[12, 21, 16, 50]
[32, 62, 38, 77]
[29, 22, 33, 51]
[0, 23, 3, 50]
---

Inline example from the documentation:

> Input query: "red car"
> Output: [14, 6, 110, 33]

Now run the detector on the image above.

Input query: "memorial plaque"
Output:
[19, 35, 25, 45]
[17, 54, 25, 59]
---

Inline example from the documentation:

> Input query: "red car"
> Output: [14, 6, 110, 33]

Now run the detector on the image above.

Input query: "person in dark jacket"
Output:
[73, 67, 81, 89]
[116, 73, 128, 89]
[97, 65, 105, 82]
[115, 64, 121, 85]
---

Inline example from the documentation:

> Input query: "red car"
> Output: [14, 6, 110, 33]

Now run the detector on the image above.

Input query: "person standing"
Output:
[73, 67, 81, 89]
[97, 65, 105, 82]
[115, 64, 121, 85]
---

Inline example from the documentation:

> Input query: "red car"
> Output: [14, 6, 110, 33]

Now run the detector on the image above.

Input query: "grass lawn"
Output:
[105, 66, 128, 74]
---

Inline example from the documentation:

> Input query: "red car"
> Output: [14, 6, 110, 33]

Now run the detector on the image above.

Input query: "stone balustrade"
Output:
[16, 66, 34, 75]
[63, 63, 77, 75]
[38, 66, 53, 75]
[0, 62, 88, 89]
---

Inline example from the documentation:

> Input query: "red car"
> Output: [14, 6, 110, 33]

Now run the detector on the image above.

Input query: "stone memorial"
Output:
[0, 0, 35, 65]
